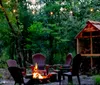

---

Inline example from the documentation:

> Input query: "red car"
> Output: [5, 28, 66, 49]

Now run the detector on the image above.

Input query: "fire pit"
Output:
[26, 74, 52, 84]
[26, 63, 53, 84]
[31, 74, 52, 84]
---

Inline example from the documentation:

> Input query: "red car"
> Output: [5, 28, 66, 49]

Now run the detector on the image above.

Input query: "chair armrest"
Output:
[20, 67, 26, 76]
[25, 74, 32, 79]
[60, 66, 72, 73]
[45, 64, 51, 74]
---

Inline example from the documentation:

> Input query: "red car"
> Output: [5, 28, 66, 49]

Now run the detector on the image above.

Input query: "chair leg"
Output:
[14, 82, 16, 85]
[18, 83, 22, 85]
[63, 75, 65, 80]
[68, 75, 73, 85]
[58, 71, 61, 85]
[14, 82, 21, 85]
[77, 75, 81, 85]
[24, 83, 26, 85]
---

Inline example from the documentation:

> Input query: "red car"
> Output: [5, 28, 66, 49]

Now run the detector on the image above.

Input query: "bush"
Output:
[93, 75, 100, 85]
[0, 48, 9, 68]
[0, 73, 2, 78]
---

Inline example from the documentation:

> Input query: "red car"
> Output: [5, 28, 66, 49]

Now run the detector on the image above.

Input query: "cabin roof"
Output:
[75, 20, 100, 39]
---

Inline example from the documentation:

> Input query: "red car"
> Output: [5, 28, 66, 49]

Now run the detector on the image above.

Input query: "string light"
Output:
[69, 11, 73, 14]
[69, 11, 73, 20]
[32, 10, 36, 14]
[50, 12, 53, 15]
[90, 8, 94, 12]
[13, 9, 16, 13]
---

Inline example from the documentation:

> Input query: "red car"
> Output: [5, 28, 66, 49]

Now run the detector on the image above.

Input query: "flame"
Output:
[34, 63, 38, 71]
[32, 72, 43, 79]
[32, 63, 43, 79]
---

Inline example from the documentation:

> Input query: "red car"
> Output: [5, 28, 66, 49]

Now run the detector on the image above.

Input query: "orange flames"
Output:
[32, 63, 43, 79]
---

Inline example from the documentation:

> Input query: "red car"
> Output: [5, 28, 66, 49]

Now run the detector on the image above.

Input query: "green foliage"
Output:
[27, 21, 72, 64]
[0, 0, 100, 65]
[0, 48, 9, 68]
[0, 74, 2, 78]
[26, 22, 46, 51]
[93, 75, 100, 85]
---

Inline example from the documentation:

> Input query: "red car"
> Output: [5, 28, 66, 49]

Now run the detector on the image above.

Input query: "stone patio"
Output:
[0, 75, 95, 85]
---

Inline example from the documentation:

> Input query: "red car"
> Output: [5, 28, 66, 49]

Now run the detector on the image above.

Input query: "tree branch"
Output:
[0, 0, 17, 36]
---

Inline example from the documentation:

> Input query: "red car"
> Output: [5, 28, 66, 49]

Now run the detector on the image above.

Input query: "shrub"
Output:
[0, 48, 9, 68]
[93, 75, 100, 85]
[0, 74, 2, 78]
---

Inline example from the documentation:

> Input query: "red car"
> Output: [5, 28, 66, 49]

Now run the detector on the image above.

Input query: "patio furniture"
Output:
[7, 59, 17, 67]
[8, 67, 29, 85]
[52, 53, 73, 81]
[59, 54, 82, 85]
[32, 53, 48, 75]
[63, 53, 73, 68]
[7, 59, 26, 76]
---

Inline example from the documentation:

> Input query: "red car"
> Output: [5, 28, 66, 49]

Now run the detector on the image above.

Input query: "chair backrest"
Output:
[8, 67, 24, 84]
[65, 53, 73, 65]
[72, 54, 82, 76]
[7, 59, 17, 67]
[32, 53, 46, 69]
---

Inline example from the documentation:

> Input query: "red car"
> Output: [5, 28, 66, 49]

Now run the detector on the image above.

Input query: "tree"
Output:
[28, 0, 100, 64]
[0, 0, 34, 67]
[0, 0, 100, 65]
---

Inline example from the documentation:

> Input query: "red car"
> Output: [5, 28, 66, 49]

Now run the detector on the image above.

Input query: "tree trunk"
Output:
[49, 34, 54, 65]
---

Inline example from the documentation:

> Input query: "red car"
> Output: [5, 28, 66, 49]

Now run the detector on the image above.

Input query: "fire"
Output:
[32, 63, 43, 79]
[32, 72, 43, 79]
[34, 63, 38, 71]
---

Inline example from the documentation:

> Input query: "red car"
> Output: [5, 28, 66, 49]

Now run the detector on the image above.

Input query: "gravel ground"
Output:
[0, 68, 95, 85]
[0, 75, 95, 85]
